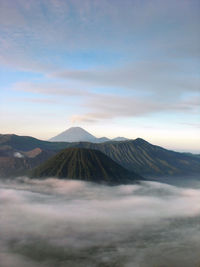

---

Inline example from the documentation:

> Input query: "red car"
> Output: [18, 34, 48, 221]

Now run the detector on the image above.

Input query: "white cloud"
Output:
[0, 177, 200, 266]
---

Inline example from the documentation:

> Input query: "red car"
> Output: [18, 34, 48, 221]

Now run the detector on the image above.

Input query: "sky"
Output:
[0, 0, 199, 152]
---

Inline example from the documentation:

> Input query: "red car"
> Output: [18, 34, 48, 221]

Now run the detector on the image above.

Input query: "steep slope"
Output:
[50, 127, 98, 142]
[97, 137, 110, 142]
[0, 134, 72, 177]
[0, 149, 55, 177]
[112, 137, 128, 141]
[0, 134, 70, 151]
[49, 127, 128, 143]
[71, 139, 200, 176]
[31, 148, 141, 184]
[1, 134, 200, 177]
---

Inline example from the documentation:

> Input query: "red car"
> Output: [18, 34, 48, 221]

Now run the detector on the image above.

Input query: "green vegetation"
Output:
[31, 148, 141, 184]
[0, 134, 71, 151]
[69, 138, 200, 176]
[0, 134, 200, 177]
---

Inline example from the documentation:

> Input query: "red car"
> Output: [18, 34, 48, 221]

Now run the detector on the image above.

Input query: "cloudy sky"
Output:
[0, 0, 199, 152]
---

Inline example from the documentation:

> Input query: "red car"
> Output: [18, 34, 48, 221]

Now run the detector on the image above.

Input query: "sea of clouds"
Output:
[0, 177, 200, 267]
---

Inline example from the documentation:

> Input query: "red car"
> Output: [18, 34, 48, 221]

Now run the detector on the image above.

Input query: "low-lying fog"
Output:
[1, 177, 200, 267]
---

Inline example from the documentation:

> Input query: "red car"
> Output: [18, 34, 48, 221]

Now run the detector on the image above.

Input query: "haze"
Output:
[1, 177, 200, 267]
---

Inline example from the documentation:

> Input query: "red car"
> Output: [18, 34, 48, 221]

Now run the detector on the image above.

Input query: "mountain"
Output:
[0, 134, 200, 177]
[97, 137, 110, 142]
[73, 138, 200, 176]
[31, 148, 141, 184]
[0, 134, 70, 151]
[0, 134, 64, 177]
[49, 127, 128, 143]
[50, 127, 97, 142]
[0, 148, 55, 177]
[112, 137, 128, 141]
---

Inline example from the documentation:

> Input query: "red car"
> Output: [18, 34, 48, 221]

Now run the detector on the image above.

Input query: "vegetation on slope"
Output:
[31, 148, 141, 184]
[0, 134, 200, 177]
[73, 139, 200, 176]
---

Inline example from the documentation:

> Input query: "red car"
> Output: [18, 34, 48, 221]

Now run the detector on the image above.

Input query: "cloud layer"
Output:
[1, 177, 200, 266]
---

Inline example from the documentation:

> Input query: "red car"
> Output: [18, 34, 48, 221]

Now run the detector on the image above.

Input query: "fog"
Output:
[1, 177, 200, 267]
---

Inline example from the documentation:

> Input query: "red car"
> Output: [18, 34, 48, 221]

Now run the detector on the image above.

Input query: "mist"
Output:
[1, 177, 200, 267]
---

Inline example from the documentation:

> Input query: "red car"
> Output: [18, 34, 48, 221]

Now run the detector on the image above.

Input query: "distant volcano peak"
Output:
[49, 127, 96, 143]
[49, 127, 128, 143]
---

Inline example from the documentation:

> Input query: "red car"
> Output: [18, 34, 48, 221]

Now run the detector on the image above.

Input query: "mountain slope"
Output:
[49, 127, 128, 143]
[112, 137, 128, 141]
[50, 127, 97, 142]
[0, 149, 55, 177]
[0, 134, 66, 177]
[71, 139, 200, 176]
[1, 134, 200, 177]
[0, 134, 70, 151]
[31, 148, 141, 184]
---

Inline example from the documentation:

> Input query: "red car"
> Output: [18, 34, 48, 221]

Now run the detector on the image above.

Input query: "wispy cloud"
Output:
[11, 78, 200, 123]
[1, 178, 200, 266]
[69, 93, 200, 123]
[0, 0, 199, 71]
[13, 81, 92, 97]
[52, 61, 200, 96]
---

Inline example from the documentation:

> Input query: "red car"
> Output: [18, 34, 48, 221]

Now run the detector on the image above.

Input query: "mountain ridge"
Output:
[49, 127, 129, 143]
[0, 133, 199, 177]
[31, 147, 142, 184]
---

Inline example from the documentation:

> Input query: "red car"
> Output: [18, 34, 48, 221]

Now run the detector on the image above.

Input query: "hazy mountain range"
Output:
[0, 128, 199, 179]
[50, 127, 128, 143]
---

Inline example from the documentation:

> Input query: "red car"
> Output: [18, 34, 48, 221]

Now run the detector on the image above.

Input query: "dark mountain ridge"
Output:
[71, 138, 200, 176]
[0, 134, 199, 178]
[31, 148, 141, 184]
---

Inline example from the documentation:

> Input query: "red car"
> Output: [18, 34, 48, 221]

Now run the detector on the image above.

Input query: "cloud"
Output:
[52, 61, 200, 95]
[49, 60, 200, 123]
[69, 93, 200, 123]
[70, 114, 98, 124]
[13, 152, 24, 158]
[13, 81, 92, 97]
[0, 177, 200, 266]
[0, 0, 199, 71]
[20, 97, 59, 104]
[181, 122, 200, 128]
[11, 78, 200, 123]
[0, 0, 199, 134]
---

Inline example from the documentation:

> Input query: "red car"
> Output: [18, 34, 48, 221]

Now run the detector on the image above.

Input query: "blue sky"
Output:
[0, 0, 199, 152]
